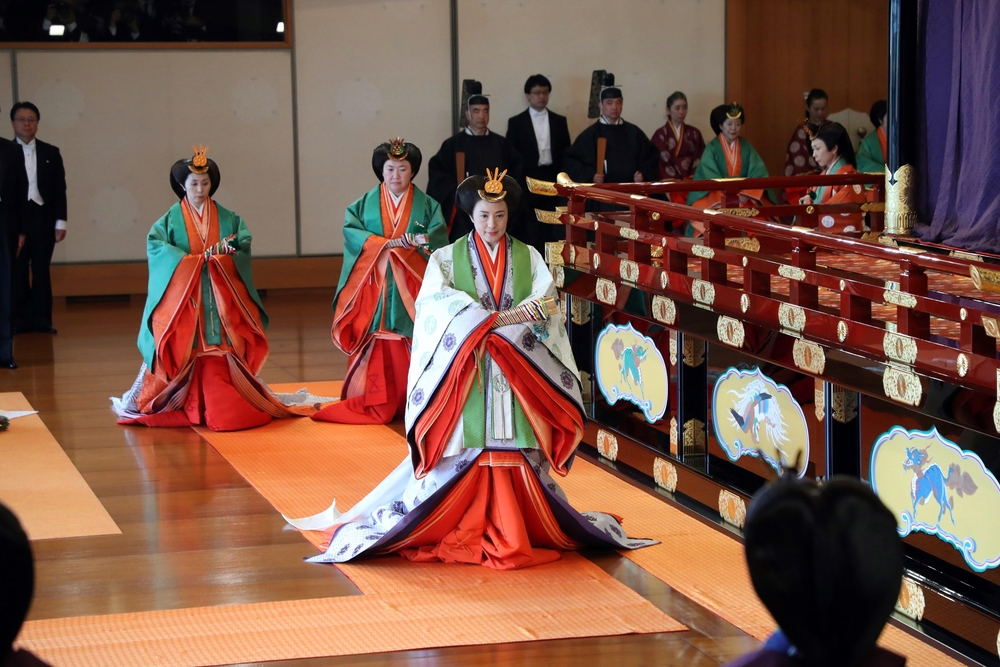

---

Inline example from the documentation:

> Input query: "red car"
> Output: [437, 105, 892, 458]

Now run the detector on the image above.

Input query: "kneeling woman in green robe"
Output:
[686, 103, 770, 236]
[113, 147, 326, 431]
[313, 139, 448, 424]
[856, 100, 887, 175]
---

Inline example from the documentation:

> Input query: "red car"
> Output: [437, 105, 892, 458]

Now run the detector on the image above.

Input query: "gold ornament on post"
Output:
[884, 164, 916, 236]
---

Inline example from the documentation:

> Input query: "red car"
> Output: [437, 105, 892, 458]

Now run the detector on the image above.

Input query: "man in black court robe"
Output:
[427, 84, 525, 242]
[506, 74, 571, 252]
[563, 84, 658, 210]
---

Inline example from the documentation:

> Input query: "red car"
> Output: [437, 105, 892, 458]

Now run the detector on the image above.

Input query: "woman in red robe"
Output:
[652, 91, 706, 183]
[784, 89, 832, 204]
[652, 91, 706, 230]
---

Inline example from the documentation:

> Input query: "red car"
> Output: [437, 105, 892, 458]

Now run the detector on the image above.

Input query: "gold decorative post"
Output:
[884, 164, 916, 236]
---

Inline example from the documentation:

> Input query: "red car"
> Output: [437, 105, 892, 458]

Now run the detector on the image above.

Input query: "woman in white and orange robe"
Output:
[288, 171, 655, 570]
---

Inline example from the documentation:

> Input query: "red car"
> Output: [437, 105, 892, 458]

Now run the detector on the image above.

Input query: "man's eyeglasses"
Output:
[13, 117, 38, 124]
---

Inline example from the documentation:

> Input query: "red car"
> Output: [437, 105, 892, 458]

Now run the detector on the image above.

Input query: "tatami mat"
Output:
[19, 551, 676, 667]
[0, 392, 120, 540]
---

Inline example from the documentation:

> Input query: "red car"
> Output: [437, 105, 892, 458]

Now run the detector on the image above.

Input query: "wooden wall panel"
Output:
[458, 0, 725, 147]
[16, 51, 297, 263]
[847, 0, 891, 112]
[0, 51, 12, 127]
[294, 0, 451, 256]
[726, 0, 889, 176]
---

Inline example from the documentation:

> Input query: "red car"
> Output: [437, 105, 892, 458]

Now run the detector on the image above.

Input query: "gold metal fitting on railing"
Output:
[971, 264, 1000, 294]
[557, 172, 593, 188]
[717, 207, 760, 217]
[527, 172, 595, 195]
[725, 237, 761, 252]
[526, 176, 558, 196]
[534, 209, 563, 225]
[950, 250, 985, 263]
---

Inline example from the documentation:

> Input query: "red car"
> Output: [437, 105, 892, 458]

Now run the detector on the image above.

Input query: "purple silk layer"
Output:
[917, 0, 1000, 251]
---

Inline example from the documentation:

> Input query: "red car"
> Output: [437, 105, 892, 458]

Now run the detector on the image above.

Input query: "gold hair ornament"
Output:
[478, 168, 508, 202]
[726, 103, 744, 120]
[189, 145, 210, 174]
[387, 137, 409, 161]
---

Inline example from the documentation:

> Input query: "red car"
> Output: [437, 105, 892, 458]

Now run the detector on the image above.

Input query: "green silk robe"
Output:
[332, 185, 448, 341]
[686, 136, 770, 205]
[856, 131, 886, 175]
[139, 200, 264, 372]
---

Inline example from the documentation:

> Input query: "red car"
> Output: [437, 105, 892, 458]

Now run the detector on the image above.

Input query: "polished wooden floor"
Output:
[6, 288, 761, 667]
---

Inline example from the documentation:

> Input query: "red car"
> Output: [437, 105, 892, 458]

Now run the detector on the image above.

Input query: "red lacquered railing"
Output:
[534, 171, 886, 232]
[531, 173, 1000, 403]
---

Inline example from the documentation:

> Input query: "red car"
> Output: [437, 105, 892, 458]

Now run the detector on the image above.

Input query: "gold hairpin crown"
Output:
[477, 168, 508, 203]
[193, 145, 209, 167]
[388, 137, 409, 161]
[189, 144, 210, 174]
[726, 103, 743, 120]
[484, 168, 507, 194]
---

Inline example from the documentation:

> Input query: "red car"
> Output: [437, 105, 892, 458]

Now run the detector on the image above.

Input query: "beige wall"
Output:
[458, 0, 726, 148]
[1, 0, 725, 263]
[0, 52, 12, 130]
[294, 0, 452, 256]
[14, 50, 296, 263]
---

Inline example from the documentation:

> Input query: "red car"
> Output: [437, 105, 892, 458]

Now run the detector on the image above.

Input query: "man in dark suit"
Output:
[0, 112, 27, 368]
[10, 102, 66, 335]
[505, 74, 571, 252]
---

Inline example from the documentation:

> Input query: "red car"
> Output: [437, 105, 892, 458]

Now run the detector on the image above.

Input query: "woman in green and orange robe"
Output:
[856, 100, 887, 175]
[799, 123, 867, 233]
[686, 103, 770, 236]
[113, 149, 324, 431]
[312, 139, 448, 424]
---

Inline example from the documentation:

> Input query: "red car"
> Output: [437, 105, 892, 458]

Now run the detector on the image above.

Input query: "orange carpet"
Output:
[18, 552, 674, 667]
[16, 380, 683, 666]
[199, 381, 963, 667]
[0, 392, 120, 540]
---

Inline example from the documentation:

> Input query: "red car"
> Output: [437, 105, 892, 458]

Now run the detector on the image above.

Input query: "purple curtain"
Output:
[917, 0, 1000, 251]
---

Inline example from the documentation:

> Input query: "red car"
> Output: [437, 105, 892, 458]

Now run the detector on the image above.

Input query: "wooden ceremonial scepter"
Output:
[596, 138, 607, 178]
